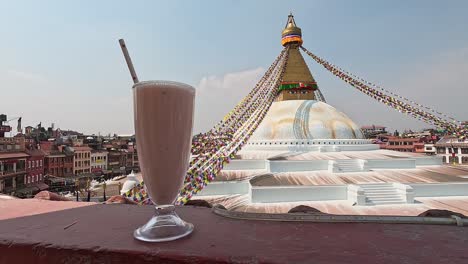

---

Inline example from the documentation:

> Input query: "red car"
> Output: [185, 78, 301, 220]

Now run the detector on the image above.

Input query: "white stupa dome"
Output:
[250, 100, 363, 141]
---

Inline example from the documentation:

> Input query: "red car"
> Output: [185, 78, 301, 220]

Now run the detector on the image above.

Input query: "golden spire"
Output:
[281, 13, 303, 46]
[277, 13, 318, 101]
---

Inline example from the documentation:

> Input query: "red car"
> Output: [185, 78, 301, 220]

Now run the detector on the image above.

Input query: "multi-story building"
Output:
[361, 125, 387, 138]
[378, 136, 425, 153]
[91, 150, 108, 174]
[133, 148, 139, 170]
[435, 137, 468, 164]
[43, 146, 74, 177]
[72, 146, 91, 175]
[126, 150, 133, 168]
[25, 149, 45, 185]
[107, 150, 126, 176]
[0, 137, 28, 194]
[125, 144, 140, 172]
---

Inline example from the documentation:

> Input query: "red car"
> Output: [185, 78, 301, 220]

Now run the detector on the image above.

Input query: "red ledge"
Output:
[0, 201, 468, 263]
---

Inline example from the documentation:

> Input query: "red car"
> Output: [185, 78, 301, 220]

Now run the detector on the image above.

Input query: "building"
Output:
[25, 149, 45, 185]
[435, 137, 468, 164]
[0, 114, 11, 138]
[377, 134, 439, 153]
[0, 136, 25, 151]
[0, 137, 28, 194]
[361, 125, 387, 138]
[378, 136, 425, 153]
[91, 150, 108, 174]
[43, 146, 74, 177]
[107, 150, 126, 175]
[131, 145, 139, 171]
[72, 146, 91, 175]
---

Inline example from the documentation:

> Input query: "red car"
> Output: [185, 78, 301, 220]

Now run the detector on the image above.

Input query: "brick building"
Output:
[25, 149, 45, 185]
[378, 136, 426, 153]
[44, 148, 74, 177]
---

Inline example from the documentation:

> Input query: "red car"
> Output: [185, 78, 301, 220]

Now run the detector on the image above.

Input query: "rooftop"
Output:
[0, 152, 29, 159]
[1, 199, 467, 263]
[71, 146, 92, 151]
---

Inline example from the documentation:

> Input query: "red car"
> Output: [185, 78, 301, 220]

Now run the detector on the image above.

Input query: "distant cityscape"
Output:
[361, 124, 468, 164]
[0, 114, 138, 198]
[1, 113, 467, 199]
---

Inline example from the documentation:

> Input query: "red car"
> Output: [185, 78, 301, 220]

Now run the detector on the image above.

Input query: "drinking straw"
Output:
[118, 39, 139, 84]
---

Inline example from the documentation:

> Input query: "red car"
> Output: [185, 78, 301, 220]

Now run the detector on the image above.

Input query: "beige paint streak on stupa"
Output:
[250, 100, 363, 140]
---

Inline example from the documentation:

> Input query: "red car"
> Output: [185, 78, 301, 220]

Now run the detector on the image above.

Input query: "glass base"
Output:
[134, 205, 194, 242]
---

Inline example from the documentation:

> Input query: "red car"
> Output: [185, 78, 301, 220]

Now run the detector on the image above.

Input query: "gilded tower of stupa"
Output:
[277, 13, 319, 101]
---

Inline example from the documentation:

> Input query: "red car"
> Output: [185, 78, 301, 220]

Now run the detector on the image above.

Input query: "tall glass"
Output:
[132, 80, 195, 242]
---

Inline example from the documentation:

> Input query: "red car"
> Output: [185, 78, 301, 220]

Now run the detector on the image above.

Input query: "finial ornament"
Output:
[281, 13, 302, 46]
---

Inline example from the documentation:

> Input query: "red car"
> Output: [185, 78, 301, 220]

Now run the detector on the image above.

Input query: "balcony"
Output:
[0, 170, 26, 178]
[0, 198, 467, 263]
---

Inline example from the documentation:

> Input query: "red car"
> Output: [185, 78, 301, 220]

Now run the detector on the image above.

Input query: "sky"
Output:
[1, 0, 467, 135]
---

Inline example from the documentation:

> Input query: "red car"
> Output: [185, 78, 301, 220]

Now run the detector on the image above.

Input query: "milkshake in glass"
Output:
[132, 80, 195, 242]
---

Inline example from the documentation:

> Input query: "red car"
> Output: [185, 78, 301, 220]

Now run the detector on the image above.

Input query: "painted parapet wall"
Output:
[347, 184, 366, 205]
[366, 159, 416, 169]
[268, 160, 329, 172]
[251, 185, 347, 203]
[410, 183, 468, 197]
[393, 183, 415, 203]
[223, 157, 441, 173]
[223, 160, 266, 170]
[197, 181, 251, 196]
[414, 157, 443, 166]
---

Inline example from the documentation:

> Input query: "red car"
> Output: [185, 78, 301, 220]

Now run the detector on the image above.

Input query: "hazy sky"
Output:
[1, 0, 467, 135]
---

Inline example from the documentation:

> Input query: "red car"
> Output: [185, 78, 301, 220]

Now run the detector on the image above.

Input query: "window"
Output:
[448, 148, 457, 154]
[27, 176, 30, 184]
[36, 160, 39, 167]
[40, 160, 42, 167]
[28, 161, 31, 169]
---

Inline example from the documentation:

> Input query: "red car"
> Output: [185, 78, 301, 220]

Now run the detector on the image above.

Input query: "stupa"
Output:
[194, 14, 468, 215]
[241, 13, 370, 151]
